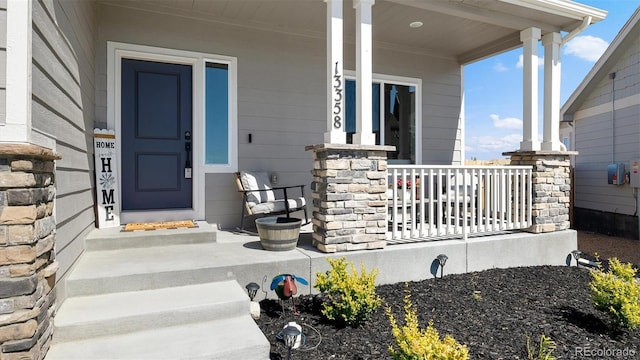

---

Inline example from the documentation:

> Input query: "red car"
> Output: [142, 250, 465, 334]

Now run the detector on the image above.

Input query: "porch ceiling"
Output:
[100, 0, 605, 64]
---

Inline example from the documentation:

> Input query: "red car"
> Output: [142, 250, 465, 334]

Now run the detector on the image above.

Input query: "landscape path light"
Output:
[282, 324, 301, 360]
[571, 250, 582, 267]
[436, 254, 448, 278]
[246, 282, 260, 301]
[246, 282, 261, 319]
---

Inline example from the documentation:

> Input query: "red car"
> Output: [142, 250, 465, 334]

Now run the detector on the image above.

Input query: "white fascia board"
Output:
[561, 8, 640, 117]
[498, 0, 607, 24]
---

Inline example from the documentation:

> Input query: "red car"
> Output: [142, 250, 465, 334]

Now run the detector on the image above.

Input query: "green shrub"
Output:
[525, 333, 556, 360]
[386, 287, 469, 360]
[589, 257, 640, 329]
[315, 257, 381, 327]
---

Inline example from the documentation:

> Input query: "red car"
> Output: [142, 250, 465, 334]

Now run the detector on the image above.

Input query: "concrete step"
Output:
[46, 315, 270, 360]
[85, 221, 217, 251]
[65, 243, 229, 297]
[53, 281, 248, 343]
[49, 225, 273, 360]
[64, 239, 312, 298]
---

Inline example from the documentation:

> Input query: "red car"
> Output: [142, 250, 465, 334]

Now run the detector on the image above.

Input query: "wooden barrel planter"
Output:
[255, 217, 302, 251]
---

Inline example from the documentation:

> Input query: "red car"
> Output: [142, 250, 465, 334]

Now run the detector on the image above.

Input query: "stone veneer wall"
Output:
[306, 144, 395, 253]
[505, 151, 575, 233]
[0, 144, 60, 360]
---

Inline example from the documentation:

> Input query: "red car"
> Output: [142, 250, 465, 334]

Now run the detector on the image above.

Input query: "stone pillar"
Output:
[505, 150, 576, 233]
[306, 144, 394, 252]
[0, 144, 60, 360]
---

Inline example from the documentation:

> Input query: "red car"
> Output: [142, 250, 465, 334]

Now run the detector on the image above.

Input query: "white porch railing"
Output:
[386, 165, 532, 241]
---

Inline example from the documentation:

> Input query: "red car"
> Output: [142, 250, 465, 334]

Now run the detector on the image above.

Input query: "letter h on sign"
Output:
[101, 157, 112, 173]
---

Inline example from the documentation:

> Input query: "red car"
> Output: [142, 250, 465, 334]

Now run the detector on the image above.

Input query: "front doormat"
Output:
[123, 220, 197, 232]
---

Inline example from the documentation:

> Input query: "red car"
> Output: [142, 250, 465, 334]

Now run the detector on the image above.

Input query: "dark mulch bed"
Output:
[255, 266, 639, 359]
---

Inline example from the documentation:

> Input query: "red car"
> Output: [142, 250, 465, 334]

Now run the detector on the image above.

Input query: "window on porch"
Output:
[345, 78, 417, 164]
[204, 62, 229, 165]
[202, 54, 238, 173]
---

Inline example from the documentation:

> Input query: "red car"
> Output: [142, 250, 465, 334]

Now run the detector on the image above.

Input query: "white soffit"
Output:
[99, 0, 606, 64]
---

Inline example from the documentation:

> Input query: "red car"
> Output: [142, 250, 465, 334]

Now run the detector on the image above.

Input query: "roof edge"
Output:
[498, 0, 607, 24]
[561, 7, 640, 117]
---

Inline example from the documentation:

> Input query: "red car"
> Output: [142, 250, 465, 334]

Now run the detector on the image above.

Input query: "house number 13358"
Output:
[333, 61, 343, 129]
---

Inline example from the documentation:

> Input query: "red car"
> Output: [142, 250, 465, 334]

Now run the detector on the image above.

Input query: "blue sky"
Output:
[464, 0, 640, 160]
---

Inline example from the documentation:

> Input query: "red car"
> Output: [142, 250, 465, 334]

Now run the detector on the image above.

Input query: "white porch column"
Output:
[324, 0, 346, 144]
[1, 0, 32, 143]
[519, 27, 541, 151]
[352, 0, 375, 145]
[542, 32, 562, 151]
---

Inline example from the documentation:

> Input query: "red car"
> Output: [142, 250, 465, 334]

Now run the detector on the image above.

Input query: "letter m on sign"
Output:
[102, 189, 115, 205]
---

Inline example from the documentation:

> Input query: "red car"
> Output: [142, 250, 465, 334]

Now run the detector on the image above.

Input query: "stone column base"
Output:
[306, 144, 395, 253]
[0, 144, 61, 360]
[504, 150, 576, 234]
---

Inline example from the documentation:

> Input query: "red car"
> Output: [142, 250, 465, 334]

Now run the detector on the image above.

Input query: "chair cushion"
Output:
[448, 173, 478, 194]
[441, 191, 471, 203]
[250, 197, 306, 215]
[240, 171, 275, 204]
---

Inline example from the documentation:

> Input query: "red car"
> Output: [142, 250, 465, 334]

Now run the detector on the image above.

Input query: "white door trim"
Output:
[107, 42, 236, 223]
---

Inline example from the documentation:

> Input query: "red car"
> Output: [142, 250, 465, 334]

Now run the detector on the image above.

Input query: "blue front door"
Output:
[121, 59, 192, 211]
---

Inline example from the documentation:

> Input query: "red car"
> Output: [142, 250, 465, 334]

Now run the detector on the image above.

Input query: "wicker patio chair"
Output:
[234, 171, 308, 232]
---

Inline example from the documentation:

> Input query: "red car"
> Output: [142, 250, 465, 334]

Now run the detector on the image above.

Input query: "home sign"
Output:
[93, 128, 121, 228]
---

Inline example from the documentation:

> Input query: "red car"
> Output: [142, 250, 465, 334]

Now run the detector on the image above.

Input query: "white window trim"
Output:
[107, 42, 237, 222]
[344, 71, 422, 164]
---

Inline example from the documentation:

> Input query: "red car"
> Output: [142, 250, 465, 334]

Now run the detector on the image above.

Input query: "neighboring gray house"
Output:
[561, 7, 640, 239]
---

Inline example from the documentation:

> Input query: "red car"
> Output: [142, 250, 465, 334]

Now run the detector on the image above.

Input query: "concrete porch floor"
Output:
[213, 223, 578, 299]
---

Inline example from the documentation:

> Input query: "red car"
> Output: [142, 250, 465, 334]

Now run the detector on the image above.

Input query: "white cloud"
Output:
[564, 35, 609, 62]
[493, 62, 508, 72]
[466, 134, 522, 153]
[516, 54, 544, 69]
[490, 114, 522, 130]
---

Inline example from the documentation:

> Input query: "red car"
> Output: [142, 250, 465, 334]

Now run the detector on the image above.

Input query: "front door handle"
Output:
[184, 131, 192, 179]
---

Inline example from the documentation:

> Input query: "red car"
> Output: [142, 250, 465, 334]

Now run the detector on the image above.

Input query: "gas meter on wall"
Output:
[608, 163, 625, 185]
[630, 160, 640, 188]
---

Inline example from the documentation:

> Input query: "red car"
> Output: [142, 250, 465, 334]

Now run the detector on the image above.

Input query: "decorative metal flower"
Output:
[99, 173, 115, 189]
